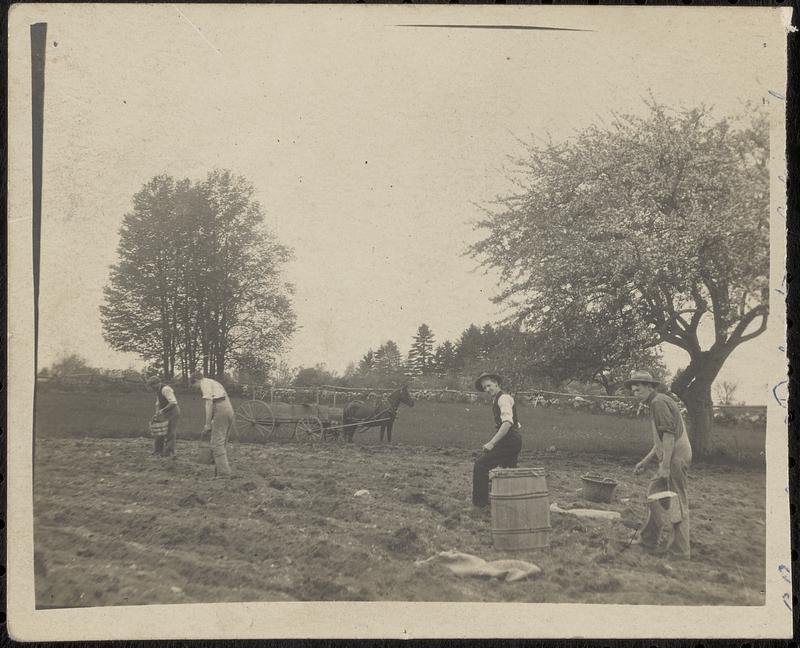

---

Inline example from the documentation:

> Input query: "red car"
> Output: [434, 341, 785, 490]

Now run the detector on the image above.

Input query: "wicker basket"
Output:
[149, 420, 169, 437]
[580, 474, 618, 503]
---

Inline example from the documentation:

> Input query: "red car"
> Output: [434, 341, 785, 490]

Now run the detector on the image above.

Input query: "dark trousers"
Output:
[472, 434, 522, 506]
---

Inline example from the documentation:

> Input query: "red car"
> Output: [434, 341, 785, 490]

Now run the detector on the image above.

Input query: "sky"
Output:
[9, 5, 787, 403]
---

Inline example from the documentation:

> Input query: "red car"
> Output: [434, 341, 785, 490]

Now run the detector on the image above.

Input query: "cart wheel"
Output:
[235, 400, 276, 443]
[294, 416, 324, 443]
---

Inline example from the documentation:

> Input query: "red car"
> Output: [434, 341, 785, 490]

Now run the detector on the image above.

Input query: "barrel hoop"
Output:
[492, 527, 552, 535]
[490, 492, 549, 500]
[490, 469, 545, 478]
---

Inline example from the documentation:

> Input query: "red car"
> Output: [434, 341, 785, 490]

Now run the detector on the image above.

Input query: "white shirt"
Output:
[199, 377, 228, 401]
[497, 393, 515, 424]
[154, 385, 178, 412]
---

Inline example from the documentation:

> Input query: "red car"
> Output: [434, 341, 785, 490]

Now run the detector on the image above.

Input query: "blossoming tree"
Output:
[470, 103, 769, 456]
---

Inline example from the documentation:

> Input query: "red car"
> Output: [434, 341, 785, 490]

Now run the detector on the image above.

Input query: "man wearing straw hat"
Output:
[146, 375, 181, 458]
[625, 370, 693, 559]
[472, 372, 523, 508]
[189, 370, 233, 479]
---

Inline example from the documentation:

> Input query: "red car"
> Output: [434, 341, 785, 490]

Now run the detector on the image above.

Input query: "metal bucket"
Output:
[581, 474, 619, 503]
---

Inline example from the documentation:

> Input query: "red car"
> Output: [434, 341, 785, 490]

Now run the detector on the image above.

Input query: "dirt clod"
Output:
[384, 527, 421, 555]
[402, 490, 426, 504]
[178, 493, 207, 507]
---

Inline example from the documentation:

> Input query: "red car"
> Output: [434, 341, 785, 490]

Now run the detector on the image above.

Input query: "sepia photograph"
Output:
[6, 3, 792, 640]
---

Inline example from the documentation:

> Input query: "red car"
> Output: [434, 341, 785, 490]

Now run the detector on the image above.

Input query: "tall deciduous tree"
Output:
[101, 175, 188, 378]
[193, 170, 296, 378]
[101, 170, 296, 380]
[470, 104, 768, 456]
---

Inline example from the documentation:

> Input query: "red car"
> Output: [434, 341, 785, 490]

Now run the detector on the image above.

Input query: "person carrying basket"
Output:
[146, 375, 181, 458]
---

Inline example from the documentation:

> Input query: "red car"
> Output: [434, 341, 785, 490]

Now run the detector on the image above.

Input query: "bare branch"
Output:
[730, 305, 769, 346]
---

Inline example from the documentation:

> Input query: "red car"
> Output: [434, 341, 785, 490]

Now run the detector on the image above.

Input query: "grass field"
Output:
[34, 389, 766, 465]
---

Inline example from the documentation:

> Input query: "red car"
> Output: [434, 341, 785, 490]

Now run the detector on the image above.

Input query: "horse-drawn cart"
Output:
[235, 400, 344, 443]
[233, 385, 414, 444]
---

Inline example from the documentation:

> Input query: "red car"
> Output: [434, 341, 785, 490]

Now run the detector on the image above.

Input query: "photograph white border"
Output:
[6, 4, 793, 639]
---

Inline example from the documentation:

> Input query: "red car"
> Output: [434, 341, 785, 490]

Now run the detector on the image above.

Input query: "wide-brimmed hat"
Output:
[145, 375, 162, 387]
[475, 372, 503, 392]
[623, 370, 662, 389]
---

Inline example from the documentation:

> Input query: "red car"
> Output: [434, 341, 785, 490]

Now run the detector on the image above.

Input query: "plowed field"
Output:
[33, 436, 765, 607]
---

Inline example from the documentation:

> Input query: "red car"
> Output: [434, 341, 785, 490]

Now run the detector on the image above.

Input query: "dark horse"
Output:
[342, 385, 415, 443]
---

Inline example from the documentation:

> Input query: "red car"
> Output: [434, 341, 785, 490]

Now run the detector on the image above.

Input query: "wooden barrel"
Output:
[489, 467, 551, 551]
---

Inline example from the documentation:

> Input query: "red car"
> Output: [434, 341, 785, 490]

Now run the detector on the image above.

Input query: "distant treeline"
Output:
[289, 321, 666, 397]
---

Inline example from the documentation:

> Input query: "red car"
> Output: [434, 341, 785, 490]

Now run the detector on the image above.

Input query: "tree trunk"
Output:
[670, 349, 729, 458]
[161, 339, 171, 381]
[681, 379, 715, 457]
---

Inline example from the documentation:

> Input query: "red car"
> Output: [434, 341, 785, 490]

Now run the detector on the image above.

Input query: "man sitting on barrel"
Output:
[472, 372, 523, 508]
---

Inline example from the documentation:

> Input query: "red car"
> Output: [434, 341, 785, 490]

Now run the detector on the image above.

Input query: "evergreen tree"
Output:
[374, 340, 403, 373]
[358, 349, 376, 374]
[434, 340, 457, 373]
[407, 324, 436, 375]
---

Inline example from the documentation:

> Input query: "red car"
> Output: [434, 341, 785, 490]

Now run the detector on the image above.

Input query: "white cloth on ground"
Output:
[415, 550, 541, 582]
[549, 502, 621, 521]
